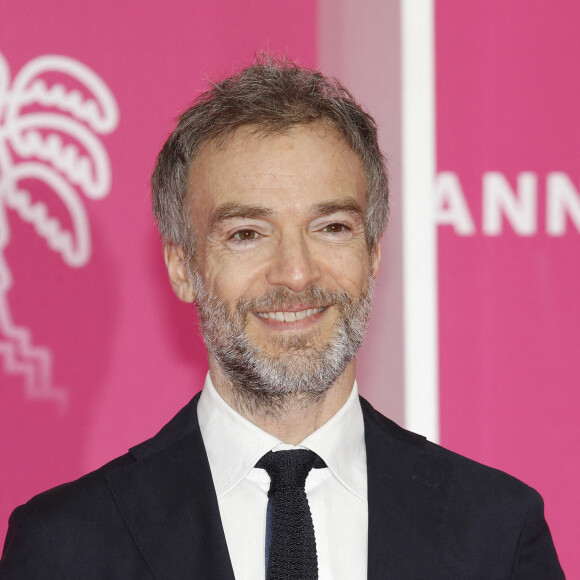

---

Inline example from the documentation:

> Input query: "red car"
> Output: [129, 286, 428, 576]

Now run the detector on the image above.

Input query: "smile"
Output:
[255, 307, 326, 322]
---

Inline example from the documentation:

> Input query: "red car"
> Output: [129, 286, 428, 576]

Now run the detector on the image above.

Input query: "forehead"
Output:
[187, 123, 367, 214]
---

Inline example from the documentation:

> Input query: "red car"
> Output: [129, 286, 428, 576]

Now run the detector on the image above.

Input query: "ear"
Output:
[164, 244, 196, 303]
[370, 237, 382, 279]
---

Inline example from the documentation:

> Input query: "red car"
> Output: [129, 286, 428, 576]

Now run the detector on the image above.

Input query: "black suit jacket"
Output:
[0, 395, 564, 579]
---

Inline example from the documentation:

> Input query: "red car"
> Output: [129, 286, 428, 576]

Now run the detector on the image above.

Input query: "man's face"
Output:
[171, 122, 380, 406]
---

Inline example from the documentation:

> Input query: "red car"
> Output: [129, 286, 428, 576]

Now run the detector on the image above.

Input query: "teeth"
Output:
[257, 307, 324, 322]
[297, 308, 319, 320]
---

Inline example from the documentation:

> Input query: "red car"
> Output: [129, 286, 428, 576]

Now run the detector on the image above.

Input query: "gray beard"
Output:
[191, 270, 374, 417]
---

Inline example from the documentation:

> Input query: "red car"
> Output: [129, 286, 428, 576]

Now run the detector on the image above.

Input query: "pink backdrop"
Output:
[437, 1, 579, 576]
[0, 0, 316, 543]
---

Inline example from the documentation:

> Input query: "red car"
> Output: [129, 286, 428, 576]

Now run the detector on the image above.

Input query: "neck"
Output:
[208, 359, 356, 445]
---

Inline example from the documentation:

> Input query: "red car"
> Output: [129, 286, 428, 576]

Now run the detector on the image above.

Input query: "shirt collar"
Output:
[197, 373, 367, 501]
[301, 382, 367, 500]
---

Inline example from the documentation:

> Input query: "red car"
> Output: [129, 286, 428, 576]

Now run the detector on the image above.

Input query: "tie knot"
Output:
[256, 450, 326, 495]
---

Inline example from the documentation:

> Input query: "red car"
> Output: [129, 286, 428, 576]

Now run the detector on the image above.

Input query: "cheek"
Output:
[322, 247, 371, 293]
[201, 252, 271, 301]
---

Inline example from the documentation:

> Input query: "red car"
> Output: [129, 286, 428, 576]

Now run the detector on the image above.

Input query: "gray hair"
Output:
[151, 55, 388, 255]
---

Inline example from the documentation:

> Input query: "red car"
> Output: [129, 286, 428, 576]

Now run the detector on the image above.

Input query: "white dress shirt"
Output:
[197, 373, 368, 580]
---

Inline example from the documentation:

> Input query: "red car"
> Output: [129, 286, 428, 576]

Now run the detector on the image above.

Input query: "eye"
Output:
[322, 223, 350, 234]
[231, 229, 261, 241]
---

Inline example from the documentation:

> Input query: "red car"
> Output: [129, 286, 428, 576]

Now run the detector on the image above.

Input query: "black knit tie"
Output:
[256, 450, 326, 580]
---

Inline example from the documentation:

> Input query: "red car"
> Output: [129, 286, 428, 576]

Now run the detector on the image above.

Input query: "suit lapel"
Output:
[362, 398, 453, 579]
[103, 392, 453, 579]
[106, 396, 235, 580]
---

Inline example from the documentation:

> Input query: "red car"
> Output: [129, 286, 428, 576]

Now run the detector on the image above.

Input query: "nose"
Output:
[266, 231, 321, 293]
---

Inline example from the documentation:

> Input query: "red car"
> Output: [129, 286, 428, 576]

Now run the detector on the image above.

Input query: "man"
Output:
[1, 57, 564, 579]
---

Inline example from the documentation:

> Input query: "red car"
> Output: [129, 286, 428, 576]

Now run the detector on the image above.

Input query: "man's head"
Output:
[152, 55, 388, 258]
[152, 57, 388, 415]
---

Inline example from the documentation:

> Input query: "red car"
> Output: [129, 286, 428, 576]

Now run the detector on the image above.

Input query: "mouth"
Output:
[254, 306, 327, 323]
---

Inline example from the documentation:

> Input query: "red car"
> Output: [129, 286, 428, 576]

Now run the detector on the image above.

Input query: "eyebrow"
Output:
[310, 200, 364, 218]
[210, 203, 273, 229]
[209, 199, 364, 230]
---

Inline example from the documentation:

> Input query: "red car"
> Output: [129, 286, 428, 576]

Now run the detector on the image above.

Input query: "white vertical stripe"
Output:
[317, 0, 406, 427]
[401, 0, 439, 441]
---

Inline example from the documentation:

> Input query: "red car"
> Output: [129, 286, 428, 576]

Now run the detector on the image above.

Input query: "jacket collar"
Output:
[362, 397, 453, 579]
[105, 393, 452, 579]
[105, 393, 235, 580]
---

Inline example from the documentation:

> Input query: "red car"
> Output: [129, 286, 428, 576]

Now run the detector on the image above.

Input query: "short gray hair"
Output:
[151, 55, 388, 254]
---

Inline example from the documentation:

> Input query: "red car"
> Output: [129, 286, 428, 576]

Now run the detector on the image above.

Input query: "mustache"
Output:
[234, 286, 355, 315]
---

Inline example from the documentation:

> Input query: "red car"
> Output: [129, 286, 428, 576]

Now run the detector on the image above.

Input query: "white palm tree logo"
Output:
[0, 52, 119, 404]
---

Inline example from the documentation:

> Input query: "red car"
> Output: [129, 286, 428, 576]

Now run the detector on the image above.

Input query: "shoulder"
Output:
[0, 452, 138, 578]
[15, 393, 200, 517]
[1, 395, 202, 577]
[360, 394, 531, 497]
[10, 452, 132, 527]
[360, 396, 564, 578]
